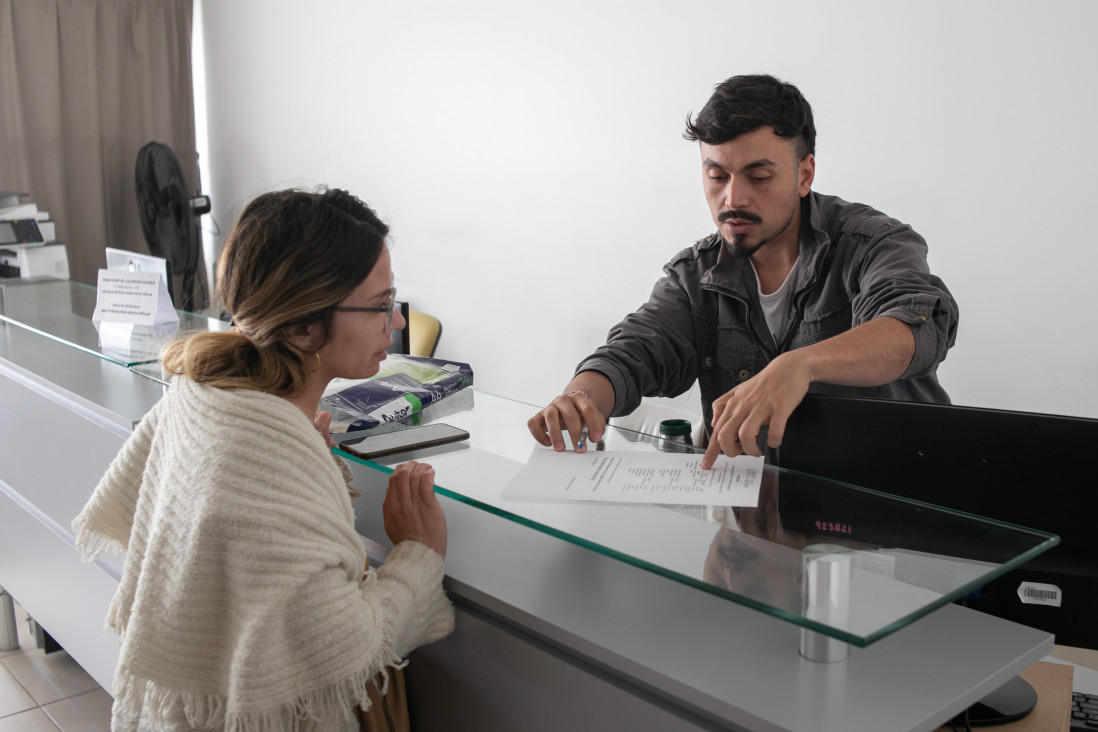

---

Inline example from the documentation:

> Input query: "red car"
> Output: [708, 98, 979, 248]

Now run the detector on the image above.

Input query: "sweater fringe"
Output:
[112, 638, 406, 732]
[70, 515, 125, 562]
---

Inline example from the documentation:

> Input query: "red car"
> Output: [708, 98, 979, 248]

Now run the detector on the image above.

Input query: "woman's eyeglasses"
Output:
[333, 288, 398, 332]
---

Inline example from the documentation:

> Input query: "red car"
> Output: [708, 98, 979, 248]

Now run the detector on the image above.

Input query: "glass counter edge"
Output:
[332, 448, 849, 642]
[336, 446, 1059, 647]
[860, 531, 1060, 645]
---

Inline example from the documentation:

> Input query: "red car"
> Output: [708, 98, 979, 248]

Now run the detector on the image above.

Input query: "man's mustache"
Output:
[718, 209, 762, 224]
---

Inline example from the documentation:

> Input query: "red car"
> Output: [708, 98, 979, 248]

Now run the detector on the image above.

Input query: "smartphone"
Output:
[338, 423, 470, 460]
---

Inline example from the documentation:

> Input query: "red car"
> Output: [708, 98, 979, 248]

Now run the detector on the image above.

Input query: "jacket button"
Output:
[737, 369, 752, 381]
[703, 356, 714, 368]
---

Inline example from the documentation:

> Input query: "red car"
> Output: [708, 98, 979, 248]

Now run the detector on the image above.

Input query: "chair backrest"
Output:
[387, 301, 412, 355]
[408, 311, 442, 358]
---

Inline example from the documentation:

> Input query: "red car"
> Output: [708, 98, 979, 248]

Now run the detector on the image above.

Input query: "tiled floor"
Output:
[0, 603, 111, 731]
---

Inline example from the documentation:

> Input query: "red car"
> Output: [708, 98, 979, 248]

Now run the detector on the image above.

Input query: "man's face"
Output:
[700, 126, 815, 258]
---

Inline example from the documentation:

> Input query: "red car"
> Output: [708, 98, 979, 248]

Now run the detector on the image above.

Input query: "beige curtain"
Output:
[0, 0, 207, 309]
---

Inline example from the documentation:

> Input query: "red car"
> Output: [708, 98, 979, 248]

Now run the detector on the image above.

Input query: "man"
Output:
[528, 74, 958, 469]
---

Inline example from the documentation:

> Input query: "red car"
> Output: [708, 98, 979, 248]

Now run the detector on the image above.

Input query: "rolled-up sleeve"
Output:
[848, 220, 959, 379]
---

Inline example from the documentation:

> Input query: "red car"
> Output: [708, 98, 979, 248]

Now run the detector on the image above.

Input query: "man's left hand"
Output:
[700, 317, 916, 469]
[701, 352, 810, 469]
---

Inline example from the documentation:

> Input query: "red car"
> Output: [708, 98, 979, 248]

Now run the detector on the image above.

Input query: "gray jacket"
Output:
[576, 192, 959, 432]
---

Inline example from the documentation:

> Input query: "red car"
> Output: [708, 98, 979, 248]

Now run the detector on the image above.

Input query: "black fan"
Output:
[134, 142, 210, 311]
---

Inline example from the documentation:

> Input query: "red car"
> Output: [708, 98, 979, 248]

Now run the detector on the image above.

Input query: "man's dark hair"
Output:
[684, 74, 816, 161]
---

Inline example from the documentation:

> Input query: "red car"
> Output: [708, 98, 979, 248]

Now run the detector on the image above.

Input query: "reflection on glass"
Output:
[694, 464, 1051, 645]
[704, 471, 878, 623]
[97, 321, 180, 363]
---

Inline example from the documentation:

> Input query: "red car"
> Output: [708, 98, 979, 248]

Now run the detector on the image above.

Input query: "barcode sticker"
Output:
[1017, 582, 1062, 607]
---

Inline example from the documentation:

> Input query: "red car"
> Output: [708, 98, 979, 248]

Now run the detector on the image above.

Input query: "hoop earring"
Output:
[315, 352, 321, 369]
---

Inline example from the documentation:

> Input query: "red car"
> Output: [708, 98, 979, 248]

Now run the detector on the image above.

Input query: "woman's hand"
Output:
[383, 461, 447, 559]
[313, 411, 335, 448]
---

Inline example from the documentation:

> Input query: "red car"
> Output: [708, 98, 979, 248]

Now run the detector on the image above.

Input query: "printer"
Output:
[0, 192, 69, 280]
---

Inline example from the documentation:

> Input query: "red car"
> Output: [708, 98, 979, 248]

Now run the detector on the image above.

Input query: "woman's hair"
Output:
[162, 187, 389, 396]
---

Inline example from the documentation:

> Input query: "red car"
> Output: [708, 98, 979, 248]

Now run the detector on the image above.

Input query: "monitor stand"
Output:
[950, 675, 1037, 727]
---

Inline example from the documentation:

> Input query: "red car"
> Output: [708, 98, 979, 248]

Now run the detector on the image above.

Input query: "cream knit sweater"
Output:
[72, 376, 454, 731]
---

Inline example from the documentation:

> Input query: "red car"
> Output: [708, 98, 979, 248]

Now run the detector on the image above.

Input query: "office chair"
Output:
[408, 311, 442, 358]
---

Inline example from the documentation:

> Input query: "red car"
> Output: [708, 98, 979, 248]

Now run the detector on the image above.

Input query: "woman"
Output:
[73, 188, 454, 731]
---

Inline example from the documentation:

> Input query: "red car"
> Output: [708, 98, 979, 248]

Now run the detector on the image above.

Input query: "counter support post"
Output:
[0, 585, 19, 652]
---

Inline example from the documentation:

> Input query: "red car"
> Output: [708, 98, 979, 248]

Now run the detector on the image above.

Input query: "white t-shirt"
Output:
[751, 256, 799, 348]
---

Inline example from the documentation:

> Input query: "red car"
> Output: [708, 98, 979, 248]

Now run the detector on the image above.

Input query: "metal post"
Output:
[800, 544, 853, 663]
[0, 585, 20, 652]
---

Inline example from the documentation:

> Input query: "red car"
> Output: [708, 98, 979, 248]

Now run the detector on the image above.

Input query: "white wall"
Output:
[197, 0, 1098, 419]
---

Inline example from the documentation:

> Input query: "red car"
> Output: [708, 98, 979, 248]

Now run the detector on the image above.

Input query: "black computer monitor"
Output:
[387, 301, 411, 355]
[778, 394, 1097, 724]
[780, 393, 1097, 650]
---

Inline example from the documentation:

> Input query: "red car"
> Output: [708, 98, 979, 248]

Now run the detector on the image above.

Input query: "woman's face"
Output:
[319, 247, 406, 380]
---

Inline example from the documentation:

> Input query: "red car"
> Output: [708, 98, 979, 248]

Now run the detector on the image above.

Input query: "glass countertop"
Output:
[0, 278, 226, 367]
[334, 390, 1059, 648]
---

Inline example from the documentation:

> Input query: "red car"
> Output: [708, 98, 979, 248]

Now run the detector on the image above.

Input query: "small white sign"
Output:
[92, 269, 179, 327]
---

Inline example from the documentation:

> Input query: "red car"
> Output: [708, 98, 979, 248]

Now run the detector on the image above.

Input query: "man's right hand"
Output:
[527, 390, 607, 453]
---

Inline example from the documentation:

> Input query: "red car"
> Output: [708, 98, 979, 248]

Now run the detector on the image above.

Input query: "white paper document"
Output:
[501, 450, 765, 507]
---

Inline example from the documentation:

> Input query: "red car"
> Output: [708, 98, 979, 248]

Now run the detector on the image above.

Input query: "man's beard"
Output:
[727, 232, 769, 259]
[718, 203, 798, 259]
